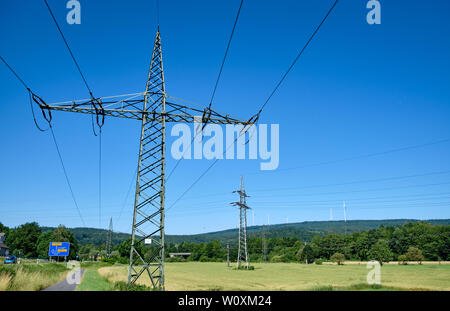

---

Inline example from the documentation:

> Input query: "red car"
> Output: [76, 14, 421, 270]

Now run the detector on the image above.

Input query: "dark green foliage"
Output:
[112, 281, 152, 291]
[405, 246, 425, 263]
[6, 222, 42, 257]
[398, 254, 407, 265]
[368, 240, 393, 265]
[118, 238, 142, 258]
[0, 222, 9, 236]
[300, 244, 316, 263]
[330, 252, 345, 265]
[41, 226, 130, 246]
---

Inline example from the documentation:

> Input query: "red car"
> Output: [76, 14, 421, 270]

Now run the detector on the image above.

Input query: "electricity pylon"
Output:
[262, 224, 267, 263]
[106, 217, 113, 257]
[37, 29, 251, 290]
[231, 176, 250, 269]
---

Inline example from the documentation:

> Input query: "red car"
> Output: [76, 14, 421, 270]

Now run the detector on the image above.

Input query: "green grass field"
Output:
[97, 262, 450, 291]
[0, 263, 69, 291]
[76, 269, 112, 291]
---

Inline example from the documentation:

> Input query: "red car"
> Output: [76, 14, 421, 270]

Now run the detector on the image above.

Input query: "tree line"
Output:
[1, 221, 448, 265]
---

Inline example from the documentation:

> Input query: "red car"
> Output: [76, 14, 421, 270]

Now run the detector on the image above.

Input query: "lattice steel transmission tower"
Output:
[106, 217, 113, 257]
[231, 176, 250, 269]
[36, 29, 252, 290]
[262, 224, 267, 263]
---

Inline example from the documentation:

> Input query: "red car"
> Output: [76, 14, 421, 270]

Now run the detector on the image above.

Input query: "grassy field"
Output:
[0, 263, 69, 291]
[77, 269, 112, 291]
[98, 262, 450, 291]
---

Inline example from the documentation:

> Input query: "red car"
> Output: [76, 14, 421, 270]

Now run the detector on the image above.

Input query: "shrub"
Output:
[398, 254, 408, 265]
[101, 258, 116, 264]
[113, 281, 152, 291]
[405, 247, 425, 264]
[315, 259, 324, 265]
[166, 256, 186, 263]
[270, 255, 283, 263]
[330, 252, 345, 265]
[368, 240, 393, 265]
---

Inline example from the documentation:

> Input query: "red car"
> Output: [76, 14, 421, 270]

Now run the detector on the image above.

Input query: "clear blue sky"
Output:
[1, 0, 449, 235]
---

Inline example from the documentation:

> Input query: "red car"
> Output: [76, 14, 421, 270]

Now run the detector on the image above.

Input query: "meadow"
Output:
[0, 262, 69, 291]
[97, 262, 450, 291]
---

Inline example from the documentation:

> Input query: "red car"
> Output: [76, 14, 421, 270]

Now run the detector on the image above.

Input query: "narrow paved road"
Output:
[42, 269, 85, 291]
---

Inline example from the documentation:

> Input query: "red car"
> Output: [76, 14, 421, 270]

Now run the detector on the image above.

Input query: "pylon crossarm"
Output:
[43, 93, 251, 125]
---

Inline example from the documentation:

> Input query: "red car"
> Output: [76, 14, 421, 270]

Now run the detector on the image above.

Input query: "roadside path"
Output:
[42, 269, 85, 291]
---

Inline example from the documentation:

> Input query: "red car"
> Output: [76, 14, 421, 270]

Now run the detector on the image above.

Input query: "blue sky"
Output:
[0, 0, 449, 235]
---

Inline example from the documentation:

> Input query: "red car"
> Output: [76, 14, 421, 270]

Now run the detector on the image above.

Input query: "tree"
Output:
[300, 244, 316, 264]
[405, 246, 425, 264]
[51, 225, 79, 260]
[118, 238, 143, 258]
[398, 254, 407, 265]
[0, 222, 9, 235]
[6, 222, 41, 257]
[37, 231, 54, 258]
[368, 239, 393, 265]
[330, 252, 345, 265]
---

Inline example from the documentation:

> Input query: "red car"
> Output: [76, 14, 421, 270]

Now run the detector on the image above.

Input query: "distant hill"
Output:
[43, 219, 450, 246]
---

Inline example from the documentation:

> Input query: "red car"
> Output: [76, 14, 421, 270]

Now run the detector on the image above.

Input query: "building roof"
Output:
[0, 242, 9, 249]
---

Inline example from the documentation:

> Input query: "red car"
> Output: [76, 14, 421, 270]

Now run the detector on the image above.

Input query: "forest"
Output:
[1, 221, 448, 264]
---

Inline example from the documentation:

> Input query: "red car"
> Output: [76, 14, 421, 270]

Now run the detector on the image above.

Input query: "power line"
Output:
[252, 0, 339, 121]
[0, 55, 87, 226]
[43, 0, 104, 226]
[0, 56, 31, 90]
[166, 0, 244, 183]
[208, 0, 244, 109]
[166, 1, 339, 210]
[49, 125, 86, 226]
[250, 137, 450, 175]
[99, 129, 102, 227]
[166, 169, 450, 208]
[43, 0, 93, 97]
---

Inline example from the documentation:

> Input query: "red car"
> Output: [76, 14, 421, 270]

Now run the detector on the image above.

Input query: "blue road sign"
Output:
[48, 242, 70, 257]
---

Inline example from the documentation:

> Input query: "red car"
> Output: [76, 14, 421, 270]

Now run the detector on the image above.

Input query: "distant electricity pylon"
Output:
[343, 201, 347, 234]
[262, 224, 267, 263]
[231, 176, 250, 269]
[106, 217, 113, 257]
[37, 29, 251, 290]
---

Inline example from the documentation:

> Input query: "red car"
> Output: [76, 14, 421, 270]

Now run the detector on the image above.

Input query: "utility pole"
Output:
[38, 29, 252, 290]
[231, 176, 250, 269]
[106, 217, 113, 257]
[226, 243, 230, 267]
[343, 201, 347, 235]
[262, 224, 267, 263]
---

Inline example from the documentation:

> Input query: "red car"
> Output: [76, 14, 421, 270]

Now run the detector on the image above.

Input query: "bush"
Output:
[398, 254, 408, 265]
[101, 258, 116, 264]
[405, 247, 425, 264]
[330, 252, 345, 265]
[113, 281, 152, 291]
[166, 256, 187, 263]
[315, 259, 324, 265]
[270, 255, 283, 263]
[116, 257, 129, 264]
